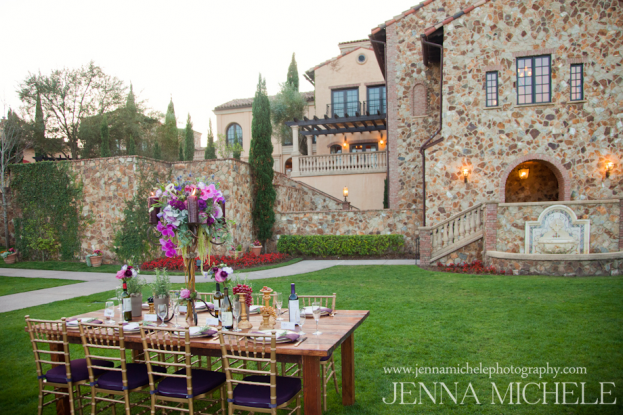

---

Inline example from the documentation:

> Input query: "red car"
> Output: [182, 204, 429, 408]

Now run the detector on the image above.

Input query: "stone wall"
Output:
[504, 161, 559, 203]
[385, 0, 623, 227]
[435, 238, 483, 266]
[273, 208, 418, 253]
[489, 256, 621, 277]
[496, 200, 621, 254]
[2, 156, 343, 262]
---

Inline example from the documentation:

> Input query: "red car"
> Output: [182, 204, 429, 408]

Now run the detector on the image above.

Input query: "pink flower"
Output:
[214, 268, 229, 283]
[157, 221, 175, 238]
[115, 270, 126, 280]
[159, 238, 178, 258]
[180, 289, 190, 299]
[200, 184, 217, 200]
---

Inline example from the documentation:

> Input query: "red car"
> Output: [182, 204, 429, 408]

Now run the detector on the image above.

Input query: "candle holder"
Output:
[237, 293, 252, 330]
[259, 287, 275, 330]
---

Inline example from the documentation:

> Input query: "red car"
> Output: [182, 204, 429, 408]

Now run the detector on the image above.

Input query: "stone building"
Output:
[365, 0, 623, 274]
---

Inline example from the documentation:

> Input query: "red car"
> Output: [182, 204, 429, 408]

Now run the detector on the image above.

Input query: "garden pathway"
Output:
[0, 259, 415, 313]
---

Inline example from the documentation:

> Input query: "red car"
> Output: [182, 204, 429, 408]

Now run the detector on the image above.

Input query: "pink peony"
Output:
[115, 270, 126, 280]
[180, 289, 191, 299]
[214, 268, 229, 283]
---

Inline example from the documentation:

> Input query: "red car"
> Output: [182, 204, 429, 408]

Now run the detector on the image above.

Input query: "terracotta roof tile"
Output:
[214, 91, 314, 111]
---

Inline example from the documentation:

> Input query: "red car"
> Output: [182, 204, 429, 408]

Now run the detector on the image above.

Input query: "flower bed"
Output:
[141, 252, 290, 272]
[436, 260, 507, 275]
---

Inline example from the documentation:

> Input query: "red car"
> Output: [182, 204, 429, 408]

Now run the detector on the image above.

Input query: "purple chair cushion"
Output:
[157, 369, 226, 399]
[320, 351, 333, 362]
[45, 358, 114, 384]
[96, 363, 166, 391]
[233, 375, 301, 409]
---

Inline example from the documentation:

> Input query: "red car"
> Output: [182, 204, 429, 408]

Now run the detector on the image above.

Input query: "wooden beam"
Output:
[286, 113, 386, 128]
[299, 124, 386, 136]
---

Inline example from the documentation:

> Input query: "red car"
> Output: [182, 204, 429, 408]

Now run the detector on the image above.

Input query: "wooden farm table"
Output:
[44, 308, 369, 415]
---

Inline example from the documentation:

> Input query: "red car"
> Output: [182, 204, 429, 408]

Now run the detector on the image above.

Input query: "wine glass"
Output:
[232, 301, 241, 332]
[275, 292, 283, 321]
[115, 286, 123, 313]
[173, 301, 182, 328]
[105, 301, 115, 324]
[298, 307, 306, 335]
[312, 301, 322, 335]
[157, 304, 168, 327]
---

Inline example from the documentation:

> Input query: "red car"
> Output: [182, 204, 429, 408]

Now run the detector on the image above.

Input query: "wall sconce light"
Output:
[462, 168, 469, 184]
[380, 134, 384, 145]
[343, 186, 349, 201]
[518, 168, 530, 180]
[605, 161, 614, 178]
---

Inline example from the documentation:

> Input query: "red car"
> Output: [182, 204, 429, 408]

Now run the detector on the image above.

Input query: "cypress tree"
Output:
[163, 98, 178, 160]
[34, 92, 45, 157]
[179, 142, 184, 161]
[127, 134, 136, 155]
[204, 119, 216, 159]
[153, 142, 162, 159]
[249, 74, 276, 243]
[100, 115, 111, 157]
[125, 84, 140, 152]
[184, 114, 195, 161]
[286, 53, 299, 91]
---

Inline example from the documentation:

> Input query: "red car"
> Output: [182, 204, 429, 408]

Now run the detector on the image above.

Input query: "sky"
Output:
[1, 0, 412, 146]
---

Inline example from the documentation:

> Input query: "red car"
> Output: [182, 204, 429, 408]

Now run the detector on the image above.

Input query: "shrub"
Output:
[277, 235, 404, 257]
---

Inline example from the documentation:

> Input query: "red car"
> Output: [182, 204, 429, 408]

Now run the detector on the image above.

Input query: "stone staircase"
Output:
[419, 203, 486, 265]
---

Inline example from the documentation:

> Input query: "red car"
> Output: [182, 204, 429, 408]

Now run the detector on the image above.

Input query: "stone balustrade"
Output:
[292, 151, 387, 177]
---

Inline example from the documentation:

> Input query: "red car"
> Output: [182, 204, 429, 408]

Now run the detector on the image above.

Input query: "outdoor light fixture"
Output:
[380, 134, 384, 145]
[462, 168, 469, 184]
[343, 187, 349, 201]
[605, 161, 614, 178]
[519, 168, 530, 180]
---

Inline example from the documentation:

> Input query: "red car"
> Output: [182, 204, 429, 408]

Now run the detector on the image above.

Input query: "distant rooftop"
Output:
[214, 91, 314, 111]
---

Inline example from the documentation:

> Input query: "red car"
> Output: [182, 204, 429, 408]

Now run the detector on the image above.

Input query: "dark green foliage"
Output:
[277, 235, 404, 257]
[383, 178, 389, 209]
[33, 93, 45, 157]
[162, 99, 178, 161]
[286, 53, 299, 91]
[178, 142, 184, 161]
[204, 119, 216, 159]
[249, 75, 276, 242]
[99, 115, 111, 157]
[183, 114, 194, 161]
[10, 162, 83, 260]
[127, 134, 136, 155]
[112, 160, 159, 264]
[153, 142, 162, 160]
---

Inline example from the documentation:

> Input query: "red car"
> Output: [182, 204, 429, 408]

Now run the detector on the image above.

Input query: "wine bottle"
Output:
[288, 283, 300, 324]
[122, 282, 132, 322]
[221, 287, 233, 330]
[214, 283, 223, 321]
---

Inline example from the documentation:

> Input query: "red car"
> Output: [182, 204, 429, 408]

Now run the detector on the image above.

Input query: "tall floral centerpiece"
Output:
[149, 175, 232, 325]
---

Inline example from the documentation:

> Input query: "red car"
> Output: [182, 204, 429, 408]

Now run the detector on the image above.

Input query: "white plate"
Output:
[302, 306, 331, 316]
[249, 330, 300, 343]
[249, 305, 261, 314]
[174, 327, 215, 338]
[142, 303, 150, 310]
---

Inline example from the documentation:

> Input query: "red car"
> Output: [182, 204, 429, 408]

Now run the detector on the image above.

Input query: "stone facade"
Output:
[273, 209, 418, 253]
[496, 200, 621, 254]
[273, 173, 343, 212]
[436, 238, 483, 266]
[489, 256, 621, 277]
[380, 0, 622, 227]
[504, 160, 559, 203]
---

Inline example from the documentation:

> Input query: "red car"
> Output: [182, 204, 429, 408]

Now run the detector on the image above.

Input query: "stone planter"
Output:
[251, 246, 262, 256]
[154, 295, 170, 315]
[227, 250, 242, 259]
[3, 253, 18, 264]
[91, 255, 103, 267]
[131, 294, 143, 318]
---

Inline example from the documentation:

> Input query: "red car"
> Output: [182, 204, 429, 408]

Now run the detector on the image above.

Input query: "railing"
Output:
[325, 100, 386, 117]
[426, 203, 486, 262]
[298, 151, 387, 176]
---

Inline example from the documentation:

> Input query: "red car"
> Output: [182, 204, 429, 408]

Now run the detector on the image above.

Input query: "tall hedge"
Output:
[277, 235, 404, 257]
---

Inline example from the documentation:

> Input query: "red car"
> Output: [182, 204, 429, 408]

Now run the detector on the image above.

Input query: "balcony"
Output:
[295, 151, 387, 176]
[326, 100, 386, 117]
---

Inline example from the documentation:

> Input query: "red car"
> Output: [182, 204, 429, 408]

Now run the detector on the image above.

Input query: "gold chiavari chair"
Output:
[79, 321, 165, 415]
[218, 329, 301, 415]
[140, 326, 226, 415]
[298, 294, 339, 411]
[25, 316, 114, 415]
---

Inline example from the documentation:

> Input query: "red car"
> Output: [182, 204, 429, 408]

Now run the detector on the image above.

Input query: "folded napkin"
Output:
[175, 327, 216, 337]
[66, 318, 102, 325]
[251, 330, 300, 342]
[195, 301, 214, 310]
[249, 305, 261, 313]
[119, 322, 140, 331]
[302, 306, 332, 314]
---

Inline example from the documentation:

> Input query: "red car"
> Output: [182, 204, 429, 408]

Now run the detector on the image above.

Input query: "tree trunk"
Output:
[2, 186, 9, 249]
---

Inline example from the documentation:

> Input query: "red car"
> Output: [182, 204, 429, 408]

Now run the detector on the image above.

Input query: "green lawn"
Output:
[2, 266, 622, 414]
[0, 257, 302, 276]
[0, 276, 82, 297]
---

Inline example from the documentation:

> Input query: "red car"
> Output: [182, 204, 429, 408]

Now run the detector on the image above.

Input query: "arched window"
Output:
[285, 158, 292, 175]
[226, 124, 243, 147]
[330, 145, 342, 154]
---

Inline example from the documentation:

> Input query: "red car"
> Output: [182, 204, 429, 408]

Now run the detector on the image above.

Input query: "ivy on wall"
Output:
[10, 162, 83, 260]
[112, 159, 162, 264]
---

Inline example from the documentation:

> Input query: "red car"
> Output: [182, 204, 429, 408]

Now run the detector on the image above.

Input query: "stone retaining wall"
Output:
[272, 208, 418, 253]
[273, 173, 343, 212]
[489, 256, 621, 277]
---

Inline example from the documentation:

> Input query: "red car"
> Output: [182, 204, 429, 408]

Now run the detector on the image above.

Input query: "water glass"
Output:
[232, 301, 241, 332]
[105, 301, 115, 323]
[157, 304, 168, 327]
[312, 301, 322, 335]
[298, 308, 306, 335]
[275, 292, 283, 321]
[115, 286, 123, 312]
[173, 302, 182, 328]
